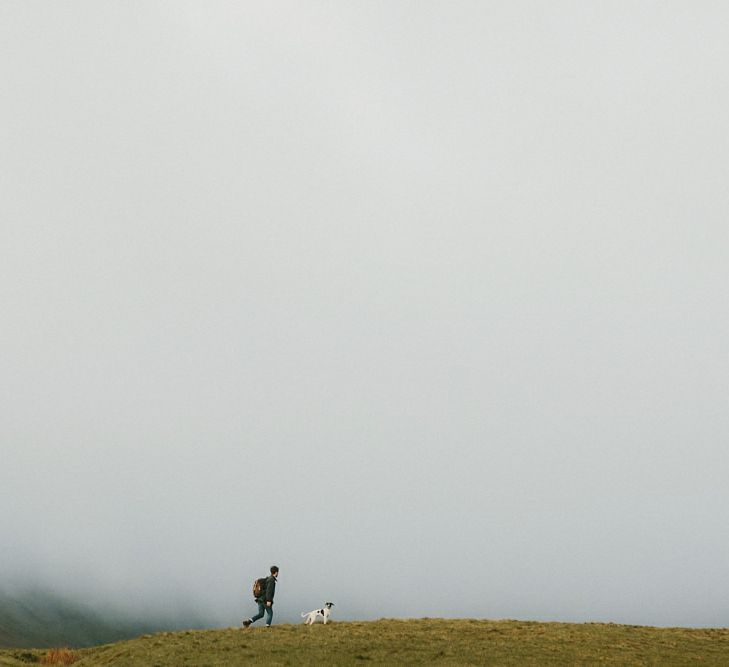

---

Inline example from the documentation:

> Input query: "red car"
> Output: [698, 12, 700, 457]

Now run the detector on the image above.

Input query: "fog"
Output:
[2, 1, 729, 628]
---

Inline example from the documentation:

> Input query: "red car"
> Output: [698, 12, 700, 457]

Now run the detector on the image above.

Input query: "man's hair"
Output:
[270, 565, 279, 574]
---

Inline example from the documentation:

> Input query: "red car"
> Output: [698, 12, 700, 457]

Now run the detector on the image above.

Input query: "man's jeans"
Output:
[251, 601, 273, 626]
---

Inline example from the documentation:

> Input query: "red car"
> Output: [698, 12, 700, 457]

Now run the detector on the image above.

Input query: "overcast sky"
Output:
[2, 1, 729, 627]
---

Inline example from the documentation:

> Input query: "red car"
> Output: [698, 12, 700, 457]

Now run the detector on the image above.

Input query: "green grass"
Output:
[2, 618, 729, 666]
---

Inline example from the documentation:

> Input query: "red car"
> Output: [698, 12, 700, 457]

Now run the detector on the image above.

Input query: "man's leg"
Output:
[265, 604, 273, 626]
[244, 602, 266, 627]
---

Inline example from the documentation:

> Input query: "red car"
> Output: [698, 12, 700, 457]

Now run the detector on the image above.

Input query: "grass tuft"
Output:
[38, 648, 78, 665]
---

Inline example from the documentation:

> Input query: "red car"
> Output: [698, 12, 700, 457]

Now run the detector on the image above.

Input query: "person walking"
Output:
[243, 565, 279, 628]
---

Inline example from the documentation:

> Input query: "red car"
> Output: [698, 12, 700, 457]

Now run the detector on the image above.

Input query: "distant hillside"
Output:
[0, 588, 204, 649]
[2, 619, 729, 665]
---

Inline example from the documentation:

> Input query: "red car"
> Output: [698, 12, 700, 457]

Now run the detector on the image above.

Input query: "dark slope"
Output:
[0, 588, 204, 648]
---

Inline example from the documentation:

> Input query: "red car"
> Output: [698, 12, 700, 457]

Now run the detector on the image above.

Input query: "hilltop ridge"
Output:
[2, 618, 729, 665]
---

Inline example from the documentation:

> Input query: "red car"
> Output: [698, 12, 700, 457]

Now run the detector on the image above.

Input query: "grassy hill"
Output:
[1, 618, 729, 666]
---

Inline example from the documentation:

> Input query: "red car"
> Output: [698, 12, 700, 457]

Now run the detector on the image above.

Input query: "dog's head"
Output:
[324, 602, 334, 608]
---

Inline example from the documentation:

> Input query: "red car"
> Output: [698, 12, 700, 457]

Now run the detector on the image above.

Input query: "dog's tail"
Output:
[301, 612, 309, 618]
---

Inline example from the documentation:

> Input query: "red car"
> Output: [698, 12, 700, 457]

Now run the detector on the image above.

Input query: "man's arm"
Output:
[265, 577, 276, 605]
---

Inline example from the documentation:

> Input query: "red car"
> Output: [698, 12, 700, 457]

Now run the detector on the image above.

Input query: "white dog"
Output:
[301, 602, 334, 625]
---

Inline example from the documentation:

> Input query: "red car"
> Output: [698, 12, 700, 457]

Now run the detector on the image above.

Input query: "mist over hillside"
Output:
[4, 1, 729, 633]
[0, 586, 208, 649]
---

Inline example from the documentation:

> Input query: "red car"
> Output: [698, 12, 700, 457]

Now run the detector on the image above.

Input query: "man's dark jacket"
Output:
[256, 575, 276, 604]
